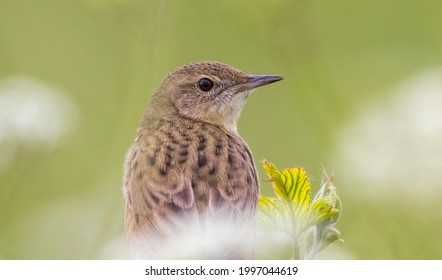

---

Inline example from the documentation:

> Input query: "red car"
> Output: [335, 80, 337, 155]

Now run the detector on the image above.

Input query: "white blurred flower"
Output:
[0, 76, 78, 170]
[333, 69, 442, 197]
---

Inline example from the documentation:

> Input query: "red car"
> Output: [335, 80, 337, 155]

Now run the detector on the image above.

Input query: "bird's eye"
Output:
[198, 78, 214, 92]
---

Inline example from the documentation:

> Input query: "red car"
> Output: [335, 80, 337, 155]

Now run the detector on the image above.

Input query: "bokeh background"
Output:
[1, 0, 442, 259]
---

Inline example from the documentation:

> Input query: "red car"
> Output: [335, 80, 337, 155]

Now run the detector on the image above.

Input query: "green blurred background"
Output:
[1, 0, 442, 259]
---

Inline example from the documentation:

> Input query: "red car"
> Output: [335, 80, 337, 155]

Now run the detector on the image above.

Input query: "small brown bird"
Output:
[123, 61, 282, 259]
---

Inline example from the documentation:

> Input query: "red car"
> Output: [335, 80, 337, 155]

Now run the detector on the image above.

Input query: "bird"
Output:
[123, 61, 282, 259]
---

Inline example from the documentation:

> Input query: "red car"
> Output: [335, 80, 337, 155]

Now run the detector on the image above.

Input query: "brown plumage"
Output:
[123, 61, 282, 259]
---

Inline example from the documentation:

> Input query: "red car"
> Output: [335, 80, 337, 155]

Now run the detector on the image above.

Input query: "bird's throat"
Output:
[219, 90, 252, 133]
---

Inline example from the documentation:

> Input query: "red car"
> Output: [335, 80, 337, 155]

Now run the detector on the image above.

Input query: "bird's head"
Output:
[146, 61, 283, 133]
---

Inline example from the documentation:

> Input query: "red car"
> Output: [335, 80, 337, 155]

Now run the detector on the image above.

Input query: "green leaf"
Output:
[316, 227, 344, 255]
[258, 160, 343, 260]
[311, 198, 339, 224]
[262, 160, 280, 180]
[258, 196, 281, 226]
[262, 160, 311, 211]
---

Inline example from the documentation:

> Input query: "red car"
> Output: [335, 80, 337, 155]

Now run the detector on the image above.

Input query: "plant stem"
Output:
[292, 236, 301, 260]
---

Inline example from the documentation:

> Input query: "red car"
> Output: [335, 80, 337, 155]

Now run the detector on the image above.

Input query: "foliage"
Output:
[258, 160, 343, 259]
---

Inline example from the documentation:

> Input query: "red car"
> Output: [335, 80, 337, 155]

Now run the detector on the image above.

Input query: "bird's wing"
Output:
[123, 136, 199, 258]
[203, 136, 259, 259]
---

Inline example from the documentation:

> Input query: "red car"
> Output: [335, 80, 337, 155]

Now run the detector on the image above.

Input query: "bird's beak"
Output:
[237, 75, 283, 91]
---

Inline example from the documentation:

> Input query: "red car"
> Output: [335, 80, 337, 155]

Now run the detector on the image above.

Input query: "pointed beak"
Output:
[239, 75, 283, 91]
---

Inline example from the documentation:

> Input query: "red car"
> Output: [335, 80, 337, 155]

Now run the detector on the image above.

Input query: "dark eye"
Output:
[198, 78, 214, 92]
